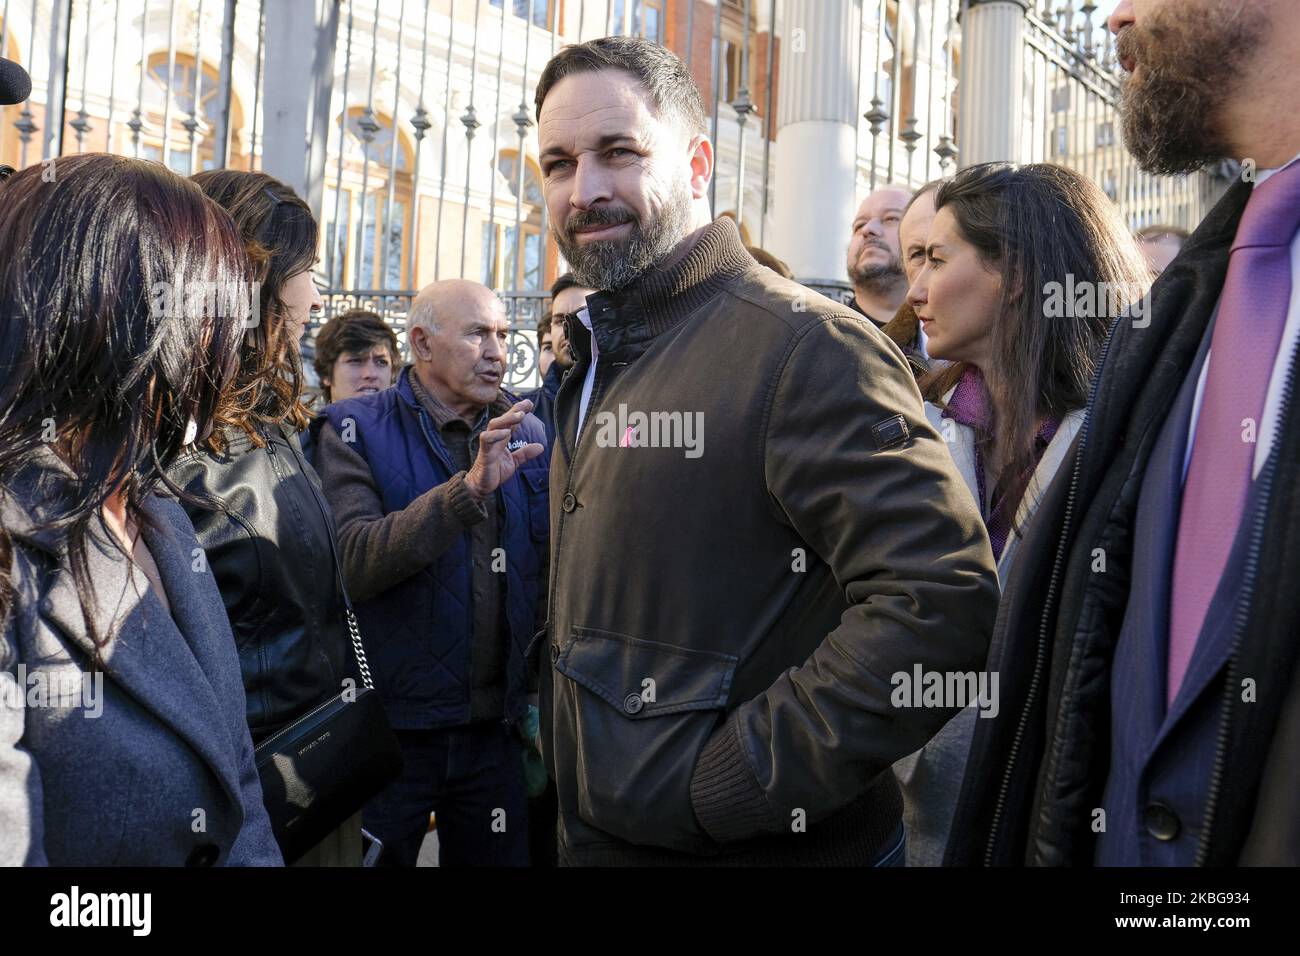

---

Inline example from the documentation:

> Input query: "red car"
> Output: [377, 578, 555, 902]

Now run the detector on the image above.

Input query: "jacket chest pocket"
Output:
[520, 467, 549, 541]
[553, 625, 737, 853]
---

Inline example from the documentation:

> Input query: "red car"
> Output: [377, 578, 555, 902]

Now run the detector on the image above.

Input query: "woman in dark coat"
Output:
[0, 154, 281, 866]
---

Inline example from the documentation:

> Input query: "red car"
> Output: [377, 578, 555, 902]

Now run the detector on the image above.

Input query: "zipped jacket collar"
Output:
[567, 216, 755, 366]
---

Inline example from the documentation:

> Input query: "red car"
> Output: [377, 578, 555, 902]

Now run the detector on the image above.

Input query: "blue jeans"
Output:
[363, 722, 529, 867]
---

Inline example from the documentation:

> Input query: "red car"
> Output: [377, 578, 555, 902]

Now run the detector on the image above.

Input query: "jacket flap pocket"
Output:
[555, 625, 737, 718]
[520, 468, 548, 493]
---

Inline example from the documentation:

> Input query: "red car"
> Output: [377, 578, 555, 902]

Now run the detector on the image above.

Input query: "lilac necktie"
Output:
[1167, 161, 1300, 708]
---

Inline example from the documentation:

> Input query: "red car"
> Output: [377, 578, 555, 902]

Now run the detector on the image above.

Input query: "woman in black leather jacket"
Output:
[168, 170, 358, 865]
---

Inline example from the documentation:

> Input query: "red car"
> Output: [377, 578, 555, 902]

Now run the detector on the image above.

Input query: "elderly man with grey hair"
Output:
[314, 278, 551, 867]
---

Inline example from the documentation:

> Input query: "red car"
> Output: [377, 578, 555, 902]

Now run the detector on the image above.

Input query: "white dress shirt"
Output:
[575, 306, 598, 440]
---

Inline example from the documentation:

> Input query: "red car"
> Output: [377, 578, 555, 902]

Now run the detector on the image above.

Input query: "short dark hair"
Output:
[904, 178, 946, 217]
[535, 36, 708, 138]
[536, 310, 553, 351]
[550, 272, 582, 299]
[312, 309, 401, 403]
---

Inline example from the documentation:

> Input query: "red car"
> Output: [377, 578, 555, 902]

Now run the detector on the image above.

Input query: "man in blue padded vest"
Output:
[315, 279, 550, 866]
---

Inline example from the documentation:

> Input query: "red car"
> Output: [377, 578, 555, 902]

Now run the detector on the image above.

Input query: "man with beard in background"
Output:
[845, 185, 912, 330]
[947, 0, 1300, 866]
[527, 273, 594, 445]
[532, 36, 997, 866]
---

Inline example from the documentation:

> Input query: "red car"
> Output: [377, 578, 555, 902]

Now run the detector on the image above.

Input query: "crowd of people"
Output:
[1, 0, 1298, 868]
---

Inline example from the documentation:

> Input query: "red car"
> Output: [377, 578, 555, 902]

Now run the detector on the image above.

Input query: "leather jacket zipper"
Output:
[260, 424, 280, 471]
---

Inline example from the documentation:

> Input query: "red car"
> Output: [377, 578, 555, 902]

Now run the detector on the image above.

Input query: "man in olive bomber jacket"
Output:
[533, 36, 999, 866]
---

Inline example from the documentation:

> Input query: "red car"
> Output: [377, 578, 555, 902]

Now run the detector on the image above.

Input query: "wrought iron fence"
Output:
[1019, 0, 1223, 231]
[1, 0, 1232, 394]
[315, 287, 550, 389]
[315, 278, 854, 390]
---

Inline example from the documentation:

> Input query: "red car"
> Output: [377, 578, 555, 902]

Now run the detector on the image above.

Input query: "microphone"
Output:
[0, 58, 32, 106]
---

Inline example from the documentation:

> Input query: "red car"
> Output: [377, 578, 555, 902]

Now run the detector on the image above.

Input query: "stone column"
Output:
[260, 0, 333, 201]
[304, 0, 341, 226]
[957, 0, 1028, 167]
[42, 0, 72, 161]
[769, 0, 861, 281]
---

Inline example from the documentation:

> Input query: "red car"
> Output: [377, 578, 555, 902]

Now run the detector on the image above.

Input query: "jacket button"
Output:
[550, 643, 559, 663]
[562, 492, 577, 513]
[623, 693, 644, 715]
[1142, 802, 1181, 841]
[186, 843, 220, 867]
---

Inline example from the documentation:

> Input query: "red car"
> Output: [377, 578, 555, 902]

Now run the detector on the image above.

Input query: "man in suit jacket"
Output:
[947, 0, 1300, 866]
[0, 449, 283, 866]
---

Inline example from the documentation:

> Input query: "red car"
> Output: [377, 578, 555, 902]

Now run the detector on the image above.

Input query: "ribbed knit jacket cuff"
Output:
[446, 471, 488, 526]
[689, 713, 783, 843]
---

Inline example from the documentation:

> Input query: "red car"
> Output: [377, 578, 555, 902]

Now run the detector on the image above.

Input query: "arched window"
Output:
[489, 0, 552, 29]
[481, 150, 544, 292]
[141, 53, 235, 174]
[612, 0, 665, 42]
[322, 107, 414, 290]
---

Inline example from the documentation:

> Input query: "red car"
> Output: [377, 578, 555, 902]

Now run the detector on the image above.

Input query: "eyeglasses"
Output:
[552, 311, 582, 327]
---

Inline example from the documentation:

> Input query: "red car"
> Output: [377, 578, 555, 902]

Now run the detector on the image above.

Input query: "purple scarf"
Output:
[941, 366, 1061, 560]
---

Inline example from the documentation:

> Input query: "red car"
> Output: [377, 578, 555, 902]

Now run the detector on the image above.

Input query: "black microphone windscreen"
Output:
[0, 58, 32, 107]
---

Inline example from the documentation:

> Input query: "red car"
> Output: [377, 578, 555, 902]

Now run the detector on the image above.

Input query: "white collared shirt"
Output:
[575, 306, 598, 441]
[1183, 152, 1300, 482]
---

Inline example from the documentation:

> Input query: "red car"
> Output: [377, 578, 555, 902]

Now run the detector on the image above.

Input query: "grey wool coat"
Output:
[0, 451, 283, 866]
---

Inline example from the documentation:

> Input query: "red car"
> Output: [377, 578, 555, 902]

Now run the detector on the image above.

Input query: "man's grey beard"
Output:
[554, 181, 695, 291]
[1117, 3, 1265, 175]
[848, 257, 906, 296]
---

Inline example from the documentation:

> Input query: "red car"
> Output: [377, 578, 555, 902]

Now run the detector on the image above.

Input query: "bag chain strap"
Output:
[276, 423, 377, 693]
[345, 608, 374, 691]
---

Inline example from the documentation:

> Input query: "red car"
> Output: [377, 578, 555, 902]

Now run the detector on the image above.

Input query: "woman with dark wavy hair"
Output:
[895, 161, 1151, 867]
[168, 170, 362, 866]
[911, 162, 1151, 576]
[0, 154, 281, 866]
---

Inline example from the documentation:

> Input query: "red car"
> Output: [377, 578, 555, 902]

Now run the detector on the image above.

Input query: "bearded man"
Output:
[947, 0, 1300, 866]
[531, 36, 998, 866]
[845, 185, 911, 330]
